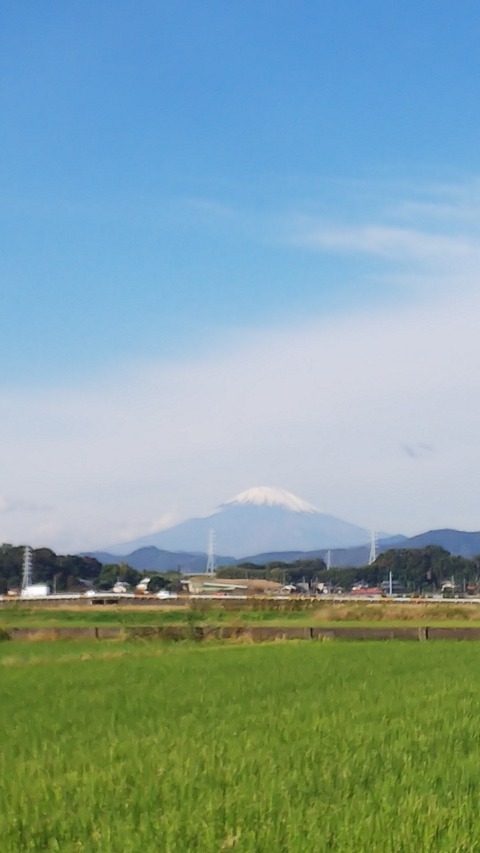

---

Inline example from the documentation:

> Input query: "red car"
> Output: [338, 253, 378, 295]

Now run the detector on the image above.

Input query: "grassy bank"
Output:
[3, 599, 480, 629]
[2, 641, 480, 851]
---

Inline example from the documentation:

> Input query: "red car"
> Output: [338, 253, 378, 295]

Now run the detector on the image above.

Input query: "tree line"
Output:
[0, 545, 181, 594]
[216, 546, 480, 593]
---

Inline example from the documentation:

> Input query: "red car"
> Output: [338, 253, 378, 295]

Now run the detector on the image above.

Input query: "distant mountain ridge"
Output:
[84, 529, 480, 572]
[105, 486, 371, 558]
[394, 529, 480, 559]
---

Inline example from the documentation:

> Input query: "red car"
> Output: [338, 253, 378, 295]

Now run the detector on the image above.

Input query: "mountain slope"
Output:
[106, 486, 371, 557]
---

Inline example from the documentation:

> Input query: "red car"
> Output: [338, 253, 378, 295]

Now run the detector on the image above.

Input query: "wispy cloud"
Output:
[295, 223, 479, 266]
[401, 443, 435, 460]
[288, 180, 480, 293]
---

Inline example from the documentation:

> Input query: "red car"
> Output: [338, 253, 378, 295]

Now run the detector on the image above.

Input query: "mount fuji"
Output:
[106, 487, 371, 558]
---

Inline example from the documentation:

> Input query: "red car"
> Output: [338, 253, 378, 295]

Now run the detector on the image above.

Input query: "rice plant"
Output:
[1, 641, 480, 851]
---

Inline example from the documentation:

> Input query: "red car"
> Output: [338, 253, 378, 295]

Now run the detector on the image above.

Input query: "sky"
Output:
[2, 1, 480, 552]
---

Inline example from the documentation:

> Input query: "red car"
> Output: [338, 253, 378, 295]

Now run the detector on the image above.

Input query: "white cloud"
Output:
[2, 180, 480, 553]
[1, 283, 480, 552]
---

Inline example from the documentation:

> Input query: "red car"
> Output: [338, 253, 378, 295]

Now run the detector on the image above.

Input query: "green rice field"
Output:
[2, 640, 480, 852]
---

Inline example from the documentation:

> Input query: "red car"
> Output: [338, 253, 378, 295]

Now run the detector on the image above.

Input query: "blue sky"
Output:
[2, 2, 480, 550]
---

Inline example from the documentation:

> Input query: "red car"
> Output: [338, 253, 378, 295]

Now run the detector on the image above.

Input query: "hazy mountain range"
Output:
[83, 486, 480, 572]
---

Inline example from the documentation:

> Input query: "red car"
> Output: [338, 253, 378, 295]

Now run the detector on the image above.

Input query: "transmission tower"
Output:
[368, 530, 378, 566]
[21, 545, 33, 591]
[206, 529, 216, 576]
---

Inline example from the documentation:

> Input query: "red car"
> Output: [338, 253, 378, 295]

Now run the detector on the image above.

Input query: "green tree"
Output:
[97, 563, 141, 590]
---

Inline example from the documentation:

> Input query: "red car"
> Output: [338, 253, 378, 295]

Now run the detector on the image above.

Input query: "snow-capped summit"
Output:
[223, 486, 319, 514]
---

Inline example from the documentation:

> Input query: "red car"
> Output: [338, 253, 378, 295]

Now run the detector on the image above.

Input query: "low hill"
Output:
[396, 529, 480, 558]
[82, 546, 236, 573]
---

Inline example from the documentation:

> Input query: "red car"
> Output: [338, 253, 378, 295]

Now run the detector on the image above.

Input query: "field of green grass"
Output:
[2, 641, 480, 851]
